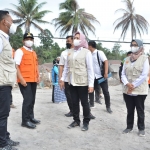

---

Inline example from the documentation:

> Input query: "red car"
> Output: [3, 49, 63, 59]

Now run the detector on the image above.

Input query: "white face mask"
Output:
[131, 46, 139, 53]
[74, 39, 81, 46]
[24, 40, 34, 48]
[6, 21, 17, 34]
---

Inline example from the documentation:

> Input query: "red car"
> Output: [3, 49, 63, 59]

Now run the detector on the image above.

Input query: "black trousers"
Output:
[64, 82, 73, 113]
[10, 92, 12, 105]
[89, 79, 111, 108]
[19, 82, 37, 123]
[124, 94, 147, 130]
[89, 79, 100, 106]
[0, 86, 11, 147]
[70, 85, 90, 125]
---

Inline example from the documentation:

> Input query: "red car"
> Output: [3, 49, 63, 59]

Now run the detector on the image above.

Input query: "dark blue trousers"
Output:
[0, 86, 11, 147]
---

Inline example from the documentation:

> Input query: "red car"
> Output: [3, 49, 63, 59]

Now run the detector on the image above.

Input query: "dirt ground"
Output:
[9, 84, 150, 150]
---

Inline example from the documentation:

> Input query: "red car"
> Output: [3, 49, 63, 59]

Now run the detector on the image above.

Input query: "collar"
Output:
[23, 46, 33, 51]
[74, 47, 82, 52]
[130, 59, 137, 63]
[92, 49, 98, 54]
[0, 30, 9, 40]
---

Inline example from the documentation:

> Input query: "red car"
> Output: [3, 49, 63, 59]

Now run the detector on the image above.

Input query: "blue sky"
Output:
[0, 0, 150, 54]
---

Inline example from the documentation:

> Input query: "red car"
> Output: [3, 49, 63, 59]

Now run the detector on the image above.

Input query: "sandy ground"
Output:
[9, 84, 150, 150]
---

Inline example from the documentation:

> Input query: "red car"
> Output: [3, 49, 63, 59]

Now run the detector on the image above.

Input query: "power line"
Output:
[34, 36, 150, 44]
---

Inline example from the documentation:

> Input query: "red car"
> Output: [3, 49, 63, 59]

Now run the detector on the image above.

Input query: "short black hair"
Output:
[66, 35, 73, 40]
[53, 59, 57, 65]
[0, 10, 9, 21]
[127, 51, 132, 56]
[88, 40, 97, 48]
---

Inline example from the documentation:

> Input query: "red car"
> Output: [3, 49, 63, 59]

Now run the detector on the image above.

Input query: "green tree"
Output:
[111, 43, 121, 60]
[9, 27, 23, 50]
[7, 0, 51, 33]
[52, 0, 100, 37]
[34, 29, 65, 64]
[96, 42, 126, 60]
[113, 0, 149, 40]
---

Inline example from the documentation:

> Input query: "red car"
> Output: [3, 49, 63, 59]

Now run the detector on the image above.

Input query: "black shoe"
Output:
[95, 100, 102, 104]
[30, 118, 41, 124]
[138, 130, 145, 137]
[0, 145, 18, 150]
[81, 124, 88, 131]
[122, 128, 133, 134]
[65, 112, 73, 117]
[90, 113, 96, 119]
[99, 95, 103, 99]
[106, 107, 113, 114]
[21, 121, 36, 129]
[7, 139, 19, 146]
[68, 121, 80, 129]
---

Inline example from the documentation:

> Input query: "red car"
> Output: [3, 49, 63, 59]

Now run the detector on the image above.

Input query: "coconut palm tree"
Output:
[6, 0, 51, 33]
[52, 0, 100, 37]
[113, 0, 149, 40]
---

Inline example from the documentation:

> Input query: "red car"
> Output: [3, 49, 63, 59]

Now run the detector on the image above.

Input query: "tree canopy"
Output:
[114, 0, 149, 40]
[7, 0, 51, 33]
[52, 0, 100, 37]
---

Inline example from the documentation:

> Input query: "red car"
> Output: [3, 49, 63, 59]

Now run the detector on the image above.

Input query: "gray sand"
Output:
[9, 85, 150, 150]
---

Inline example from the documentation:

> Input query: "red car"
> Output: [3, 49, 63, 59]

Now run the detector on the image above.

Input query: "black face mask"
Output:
[66, 43, 72, 49]
[56, 60, 59, 64]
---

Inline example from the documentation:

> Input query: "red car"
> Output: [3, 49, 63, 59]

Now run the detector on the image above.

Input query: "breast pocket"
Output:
[74, 58, 85, 69]
[133, 66, 142, 76]
[74, 72, 88, 85]
[3, 69, 17, 84]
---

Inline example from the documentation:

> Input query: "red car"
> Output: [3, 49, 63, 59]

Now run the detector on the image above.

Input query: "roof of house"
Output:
[39, 63, 53, 73]
[108, 60, 121, 65]
[39, 60, 121, 73]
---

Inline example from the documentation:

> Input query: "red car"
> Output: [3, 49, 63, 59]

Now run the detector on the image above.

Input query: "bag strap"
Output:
[97, 51, 101, 67]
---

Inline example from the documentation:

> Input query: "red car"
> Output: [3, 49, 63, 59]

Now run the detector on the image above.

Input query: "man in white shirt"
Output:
[14, 33, 40, 129]
[0, 10, 19, 150]
[59, 36, 74, 117]
[88, 41, 112, 114]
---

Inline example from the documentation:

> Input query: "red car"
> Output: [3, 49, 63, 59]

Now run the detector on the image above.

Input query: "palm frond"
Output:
[33, 19, 49, 24]
[17, 22, 25, 29]
[13, 19, 23, 23]
[31, 2, 48, 15]
[53, 1, 100, 37]
[31, 21, 44, 32]
[5, 0, 51, 33]
[114, 0, 149, 40]
[6, 8, 25, 18]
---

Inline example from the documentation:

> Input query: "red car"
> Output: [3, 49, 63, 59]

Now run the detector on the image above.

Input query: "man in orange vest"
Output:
[14, 33, 40, 129]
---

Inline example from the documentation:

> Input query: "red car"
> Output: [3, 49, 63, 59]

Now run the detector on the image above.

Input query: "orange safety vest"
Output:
[17, 47, 38, 82]
[149, 79, 150, 84]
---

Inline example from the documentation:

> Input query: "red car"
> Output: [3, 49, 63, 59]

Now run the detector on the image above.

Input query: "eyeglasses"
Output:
[131, 44, 138, 47]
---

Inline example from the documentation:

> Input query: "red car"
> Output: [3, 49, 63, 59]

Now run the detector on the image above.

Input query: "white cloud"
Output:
[1, 0, 150, 52]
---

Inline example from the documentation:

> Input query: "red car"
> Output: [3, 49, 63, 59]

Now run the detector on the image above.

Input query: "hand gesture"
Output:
[20, 79, 27, 87]
[59, 80, 65, 90]
[88, 87, 94, 93]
